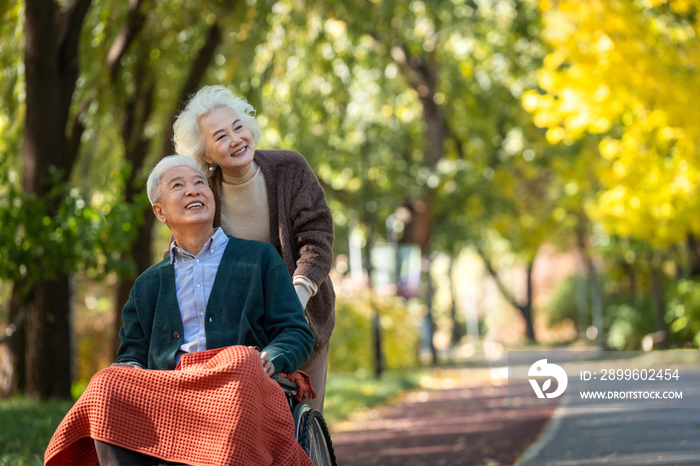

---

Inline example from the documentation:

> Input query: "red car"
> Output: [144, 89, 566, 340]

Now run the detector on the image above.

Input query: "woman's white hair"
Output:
[172, 85, 262, 172]
[146, 155, 207, 206]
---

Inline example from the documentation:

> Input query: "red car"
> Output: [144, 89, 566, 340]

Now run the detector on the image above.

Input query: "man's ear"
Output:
[153, 204, 168, 225]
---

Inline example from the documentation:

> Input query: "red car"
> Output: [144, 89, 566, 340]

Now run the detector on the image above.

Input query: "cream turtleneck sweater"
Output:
[220, 161, 271, 244]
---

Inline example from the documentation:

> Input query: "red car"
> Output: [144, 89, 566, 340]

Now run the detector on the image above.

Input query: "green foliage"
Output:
[604, 300, 656, 351]
[329, 293, 421, 373]
[0, 398, 73, 466]
[0, 159, 143, 283]
[545, 271, 663, 350]
[544, 275, 585, 327]
[666, 279, 700, 348]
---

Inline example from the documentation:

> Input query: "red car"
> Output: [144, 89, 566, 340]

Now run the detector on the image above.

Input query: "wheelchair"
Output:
[272, 375, 337, 466]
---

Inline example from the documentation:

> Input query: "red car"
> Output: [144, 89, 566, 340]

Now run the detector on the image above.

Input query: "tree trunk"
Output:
[448, 257, 462, 346]
[423, 254, 438, 365]
[649, 259, 667, 349]
[589, 264, 604, 344]
[400, 195, 439, 360]
[24, 279, 72, 399]
[476, 245, 538, 343]
[1, 282, 27, 398]
[523, 260, 536, 343]
[22, 0, 92, 399]
[361, 218, 383, 378]
[394, 46, 442, 255]
[687, 234, 700, 277]
[393, 45, 445, 359]
[621, 260, 637, 306]
[401, 194, 434, 255]
[577, 229, 603, 344]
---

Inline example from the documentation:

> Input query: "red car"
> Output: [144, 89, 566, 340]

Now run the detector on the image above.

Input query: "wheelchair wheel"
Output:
[294, 405, 337, 466]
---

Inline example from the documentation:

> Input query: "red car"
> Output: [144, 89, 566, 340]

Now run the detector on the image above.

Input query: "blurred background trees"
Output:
[1, 0, 700, 400]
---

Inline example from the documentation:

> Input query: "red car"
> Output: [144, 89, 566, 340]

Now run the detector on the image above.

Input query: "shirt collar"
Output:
[169, 227, 227, 263]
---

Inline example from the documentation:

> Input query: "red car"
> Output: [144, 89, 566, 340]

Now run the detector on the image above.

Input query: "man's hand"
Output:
[110, 363, 141, 369]
[248, 347, 275, 376]
[260, 351, 275, 377]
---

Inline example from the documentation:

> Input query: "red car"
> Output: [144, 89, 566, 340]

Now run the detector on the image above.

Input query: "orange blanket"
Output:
[45, 346, 315, 466]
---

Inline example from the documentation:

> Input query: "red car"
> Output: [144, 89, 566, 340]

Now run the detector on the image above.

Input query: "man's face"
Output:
[152, 166, 215, 230]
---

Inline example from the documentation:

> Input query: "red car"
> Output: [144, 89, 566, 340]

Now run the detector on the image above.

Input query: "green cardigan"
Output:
[116, 236, 314, 374]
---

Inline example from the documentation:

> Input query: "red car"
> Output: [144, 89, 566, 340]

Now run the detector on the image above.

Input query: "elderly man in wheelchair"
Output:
[45, 156, 335, 466]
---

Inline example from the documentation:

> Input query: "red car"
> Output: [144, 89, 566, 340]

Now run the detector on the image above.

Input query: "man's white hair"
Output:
[146, 155, 207, 206]
[172, 85, 262, 172]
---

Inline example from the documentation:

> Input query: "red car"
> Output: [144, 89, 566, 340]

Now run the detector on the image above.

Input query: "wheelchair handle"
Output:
[272, 374, 299, 394]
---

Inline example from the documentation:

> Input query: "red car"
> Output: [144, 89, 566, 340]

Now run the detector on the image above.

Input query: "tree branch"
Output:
[365, 32, 423, 91]
[66, 96, 92, 172]
[388, 43, 423, 91]
[394, 42, 438, 97]
[474, 243, 522, 311]
[106, 0, 148, 81]
[391, 43, 444, 167]
[160, 20, 223, 159]
[57, 0, 93, 117]
[446, 120, 466, 160]
[57, 0, 93, 67]
[177, 22, 224, 105]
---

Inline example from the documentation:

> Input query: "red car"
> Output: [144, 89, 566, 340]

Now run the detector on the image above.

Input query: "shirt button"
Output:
[173, 332, 180, 339]
[196, 259, 199, 263]
[197, 284, 201, 288]
[209, 317, 212, 322]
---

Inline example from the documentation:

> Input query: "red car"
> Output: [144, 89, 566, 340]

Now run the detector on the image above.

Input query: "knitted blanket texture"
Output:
[44, 346, 315, 466]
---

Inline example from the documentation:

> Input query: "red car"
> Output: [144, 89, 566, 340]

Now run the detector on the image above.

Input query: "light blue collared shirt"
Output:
[170, 227, 229, 363]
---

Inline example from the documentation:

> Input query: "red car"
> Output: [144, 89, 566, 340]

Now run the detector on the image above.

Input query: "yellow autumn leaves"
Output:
[524, 0, 700, 247]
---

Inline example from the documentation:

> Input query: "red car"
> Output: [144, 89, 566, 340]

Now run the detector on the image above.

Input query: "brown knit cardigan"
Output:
[209, 150, 335, 354]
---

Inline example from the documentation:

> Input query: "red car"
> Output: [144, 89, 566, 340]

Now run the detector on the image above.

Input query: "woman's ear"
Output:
[153, 204, 168, 225]
[201, 151, 212, 165]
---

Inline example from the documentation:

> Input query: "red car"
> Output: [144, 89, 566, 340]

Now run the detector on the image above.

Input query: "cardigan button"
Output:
[173, 332, 180, 339]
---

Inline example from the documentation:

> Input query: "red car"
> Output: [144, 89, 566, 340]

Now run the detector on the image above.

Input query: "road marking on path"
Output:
[513, 392, 571, 465]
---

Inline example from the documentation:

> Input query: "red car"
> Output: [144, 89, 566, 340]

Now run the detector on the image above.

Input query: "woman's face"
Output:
[200, 106, 256, 178]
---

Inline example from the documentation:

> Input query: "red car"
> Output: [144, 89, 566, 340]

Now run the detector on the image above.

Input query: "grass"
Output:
[0, 397, 74, 466]
[0, 369, 425, 464]
[323, 369, 427, 427]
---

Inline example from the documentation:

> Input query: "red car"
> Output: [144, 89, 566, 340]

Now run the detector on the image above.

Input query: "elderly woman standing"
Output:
[172, 85, 334, 412]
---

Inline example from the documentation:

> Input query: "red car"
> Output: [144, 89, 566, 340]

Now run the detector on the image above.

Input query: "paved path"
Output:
[332, 369, 557, 466]
[517, 361, 700, 466]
